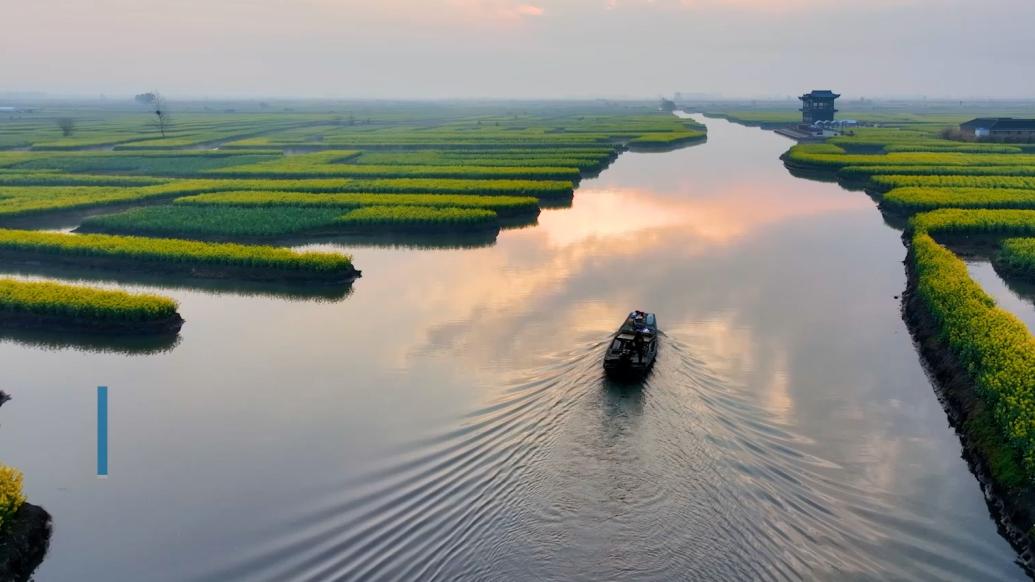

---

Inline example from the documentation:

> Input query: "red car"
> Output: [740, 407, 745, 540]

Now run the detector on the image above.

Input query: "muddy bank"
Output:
[902, 241, 1035, 572]
[0, 503, 52, 582]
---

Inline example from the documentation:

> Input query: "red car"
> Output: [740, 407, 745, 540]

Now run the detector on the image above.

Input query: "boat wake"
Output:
[198, 332, 1019, 581]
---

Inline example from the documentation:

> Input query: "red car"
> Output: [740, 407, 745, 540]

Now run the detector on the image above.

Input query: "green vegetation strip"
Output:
[0, 229, 354, 280]
[912, 209, 1035, 238]
[12, 154, 278, 176]
[352, 151, 614, 171]
[173, 191, 539, 217]
[874, 175, 1035, 191]
[628, 129, 706, 147]
[0, 173, 168, 187]
[785, 145, 1035, 170]
[883, 188, 1035, 214]
[80, 205, 499, 238]
[911, 232, 1035, 480]
[80, 206, 345, 238]
[841, 165, 1035, 180]
[0, 178, 568, 222]
[206, 163, 582, 181]
[997, 238, 1035, 282]
[0, 183, 201, 218]
[0, 277, 179, 325]
[337, 205, 497, 230]
[884, 144, 1023, 154]
[162, 178, 574, 198]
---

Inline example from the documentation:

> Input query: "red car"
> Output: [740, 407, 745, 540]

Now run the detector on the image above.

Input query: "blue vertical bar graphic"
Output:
[97, 386, 108, 477]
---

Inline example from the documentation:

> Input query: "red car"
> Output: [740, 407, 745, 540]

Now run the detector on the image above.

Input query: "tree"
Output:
[56, 117, 75, 137]
[134, 92, 171, 137]
[136, 92, 170, 137]
[152, 93, 171, 137]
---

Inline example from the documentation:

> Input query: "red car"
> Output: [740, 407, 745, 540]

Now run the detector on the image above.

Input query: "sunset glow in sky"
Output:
[3, 0, 1033, 98]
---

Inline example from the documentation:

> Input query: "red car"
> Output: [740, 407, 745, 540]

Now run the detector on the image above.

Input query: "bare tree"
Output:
[56, 117, 75, 137]
[152, 92, 171, 138]
[136, 91, 171, 137]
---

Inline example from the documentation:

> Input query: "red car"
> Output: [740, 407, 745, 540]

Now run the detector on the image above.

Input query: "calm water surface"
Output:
[2, 116, 1029, 581]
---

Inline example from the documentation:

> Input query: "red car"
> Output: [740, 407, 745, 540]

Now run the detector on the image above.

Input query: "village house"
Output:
[960, 118, 1035, 141]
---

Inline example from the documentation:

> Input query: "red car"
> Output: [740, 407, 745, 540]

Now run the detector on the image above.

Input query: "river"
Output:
[2, 115, 1028, 581]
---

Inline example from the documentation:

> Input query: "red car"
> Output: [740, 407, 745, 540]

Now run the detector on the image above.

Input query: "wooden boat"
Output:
[603, 311, 658, 377]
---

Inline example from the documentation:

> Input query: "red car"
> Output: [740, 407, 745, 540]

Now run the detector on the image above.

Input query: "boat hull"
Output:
[603, 356, 655, 378]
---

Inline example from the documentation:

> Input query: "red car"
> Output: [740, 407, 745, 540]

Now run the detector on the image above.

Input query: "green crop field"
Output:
[883, 187, 1035, 214]
[79, 206, 347, 239]
[997, 238, 1035, 282]
[785, 145, 1035, 170]
[336, 205, 498, 230]
[911, 209, 1035, 237]
[140, 177, 577, 198]
[206, 161, 582, 181]
[873, 175, 1035, 191]
[840, 165, 1035, 180]
[0, 277, 180, 328]
[80, 203, 501, 238]
[8, 152, 279, 176]
[0, 102, 705, 332]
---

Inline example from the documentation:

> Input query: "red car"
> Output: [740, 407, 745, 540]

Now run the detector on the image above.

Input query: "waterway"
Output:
[2, 115, 1027, 581]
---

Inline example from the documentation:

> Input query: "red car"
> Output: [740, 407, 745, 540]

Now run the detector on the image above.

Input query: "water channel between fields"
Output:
[2, 115, 1030, 581]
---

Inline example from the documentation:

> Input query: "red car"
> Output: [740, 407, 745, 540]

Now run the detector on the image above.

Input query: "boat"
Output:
[603, 310, 658, 377]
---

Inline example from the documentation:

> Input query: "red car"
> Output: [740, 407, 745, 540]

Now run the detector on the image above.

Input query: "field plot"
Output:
[0, 277, 182, 334]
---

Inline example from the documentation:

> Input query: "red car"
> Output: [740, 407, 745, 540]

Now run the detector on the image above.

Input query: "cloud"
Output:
[515, 3, 545, 15]
[447, 0, 545, 22]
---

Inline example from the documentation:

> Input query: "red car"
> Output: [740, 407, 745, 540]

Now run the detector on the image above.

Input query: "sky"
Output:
[3, 0, 1035, 100]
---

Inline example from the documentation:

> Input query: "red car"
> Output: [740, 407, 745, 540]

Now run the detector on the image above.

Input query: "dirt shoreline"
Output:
[902, 240, 1035, 573]
[0, 503, 52, 582]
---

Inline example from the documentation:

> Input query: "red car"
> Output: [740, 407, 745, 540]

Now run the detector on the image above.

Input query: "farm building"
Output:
[798, 90, 839, 124]
[960, 118, 1035, 141]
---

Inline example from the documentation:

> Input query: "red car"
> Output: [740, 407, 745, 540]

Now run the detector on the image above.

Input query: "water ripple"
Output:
[198, 333, 1020, 581]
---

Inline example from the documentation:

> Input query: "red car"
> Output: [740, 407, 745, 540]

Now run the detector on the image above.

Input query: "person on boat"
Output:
[633, 331, 646, 362]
